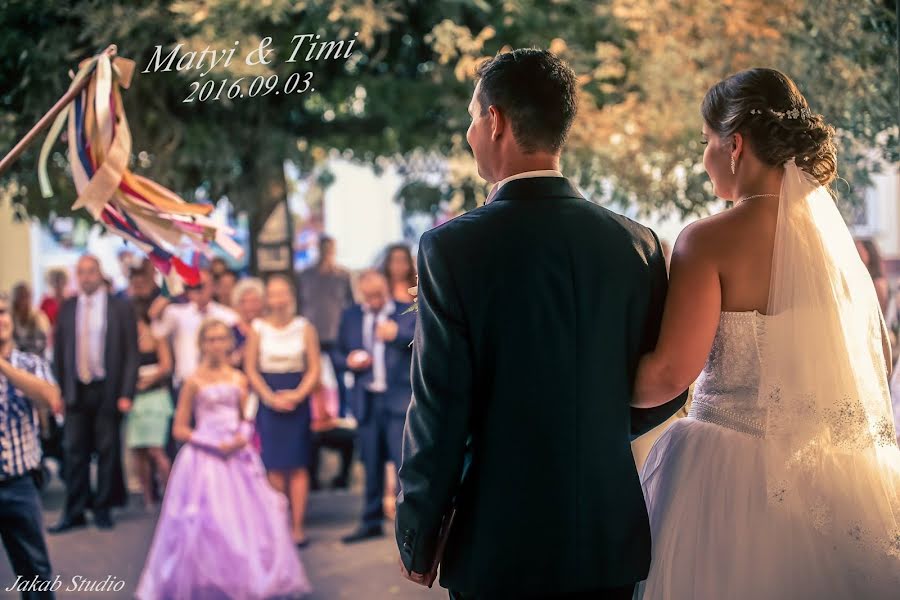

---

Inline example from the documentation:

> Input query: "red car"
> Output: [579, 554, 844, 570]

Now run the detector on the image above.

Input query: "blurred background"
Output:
[0, 1, 897, 598]
[1, 0, 897, 291]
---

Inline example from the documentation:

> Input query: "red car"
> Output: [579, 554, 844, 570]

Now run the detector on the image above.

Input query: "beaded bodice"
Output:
[689, 311, 768, 438]
[193, 382, 241, 440]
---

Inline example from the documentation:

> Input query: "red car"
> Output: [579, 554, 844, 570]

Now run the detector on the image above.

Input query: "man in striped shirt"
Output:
[0, 291, 62, 598]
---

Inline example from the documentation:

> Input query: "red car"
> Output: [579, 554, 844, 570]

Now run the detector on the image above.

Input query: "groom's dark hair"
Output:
[475, 48, 578, 154]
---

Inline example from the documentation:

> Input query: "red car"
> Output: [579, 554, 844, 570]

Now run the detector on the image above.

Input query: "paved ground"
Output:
[0, 462, 445, 599]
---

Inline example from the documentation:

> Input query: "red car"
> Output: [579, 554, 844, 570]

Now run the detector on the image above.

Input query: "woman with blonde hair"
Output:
[246, 275, 321, 547]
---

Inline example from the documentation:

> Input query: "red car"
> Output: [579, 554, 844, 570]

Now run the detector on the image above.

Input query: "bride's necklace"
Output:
[737, 193, 779, 205]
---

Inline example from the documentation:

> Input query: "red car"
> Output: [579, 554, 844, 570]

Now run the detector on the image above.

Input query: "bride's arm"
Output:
[632, 222, 722, 408]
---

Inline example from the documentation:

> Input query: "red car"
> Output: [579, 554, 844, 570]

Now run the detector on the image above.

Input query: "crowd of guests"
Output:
[0, 235, 420, 598]
[2, 231, 898, 597]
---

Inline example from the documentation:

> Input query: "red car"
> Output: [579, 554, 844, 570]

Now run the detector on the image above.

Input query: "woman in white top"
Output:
[246, 275, 321, 547]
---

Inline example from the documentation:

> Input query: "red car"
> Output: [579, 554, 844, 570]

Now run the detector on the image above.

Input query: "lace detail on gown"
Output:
[688, 311, 768, 438]
[682, 311, 900, 559]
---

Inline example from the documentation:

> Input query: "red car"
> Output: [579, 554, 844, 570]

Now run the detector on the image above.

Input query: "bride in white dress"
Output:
[632, 68, 900, 599]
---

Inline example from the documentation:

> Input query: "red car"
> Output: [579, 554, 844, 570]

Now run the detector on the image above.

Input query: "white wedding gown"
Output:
[635, 160, 900, 599]
[636, 309, 900, 599]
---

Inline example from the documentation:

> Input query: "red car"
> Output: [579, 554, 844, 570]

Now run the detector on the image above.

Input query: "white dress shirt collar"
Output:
[78, 288, 107, 304]
[364, 300, 395, 318]
[495, 169, 564, 190]
[487, 170, 565, 204]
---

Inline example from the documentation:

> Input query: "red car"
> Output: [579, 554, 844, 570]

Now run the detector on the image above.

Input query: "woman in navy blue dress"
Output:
[245, 275, 321, 546]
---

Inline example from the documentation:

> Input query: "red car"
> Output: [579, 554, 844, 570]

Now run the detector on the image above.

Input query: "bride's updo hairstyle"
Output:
[702, 68, 837, 187]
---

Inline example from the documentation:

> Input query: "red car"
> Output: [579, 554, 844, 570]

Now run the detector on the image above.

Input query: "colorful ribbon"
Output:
[37, 50, 243, 287]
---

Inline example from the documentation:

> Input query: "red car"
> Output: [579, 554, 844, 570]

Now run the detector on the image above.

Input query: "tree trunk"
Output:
[245, 160, 294, 278]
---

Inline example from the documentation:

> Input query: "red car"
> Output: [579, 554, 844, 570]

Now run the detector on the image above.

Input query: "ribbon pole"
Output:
[0, 44, 118, 176]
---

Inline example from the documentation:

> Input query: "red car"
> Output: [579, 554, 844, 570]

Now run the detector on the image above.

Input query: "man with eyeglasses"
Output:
[0, 291, 63, 597]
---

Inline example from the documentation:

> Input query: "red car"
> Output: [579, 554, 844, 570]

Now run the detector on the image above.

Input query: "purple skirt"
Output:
[136, 442, 311, 598]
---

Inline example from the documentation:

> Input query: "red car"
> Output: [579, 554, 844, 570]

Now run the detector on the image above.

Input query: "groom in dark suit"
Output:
[395, 49, 688, 599]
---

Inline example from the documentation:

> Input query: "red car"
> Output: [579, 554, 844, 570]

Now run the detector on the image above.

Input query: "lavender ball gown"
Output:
[136, 382, 311, 599]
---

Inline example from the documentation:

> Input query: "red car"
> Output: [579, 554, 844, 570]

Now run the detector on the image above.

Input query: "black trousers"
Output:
[358, 393, 405, 529]
[62, 381, 123, 518]
[449, 586, 635, 600]
[0, 474, 55, 599]
[309, 427, 355, 487]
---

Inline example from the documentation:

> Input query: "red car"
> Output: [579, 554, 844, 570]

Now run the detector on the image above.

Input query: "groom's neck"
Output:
[490, 152, 561, 184]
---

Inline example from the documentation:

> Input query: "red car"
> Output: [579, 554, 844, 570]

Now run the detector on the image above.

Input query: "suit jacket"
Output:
[53, 294, 139, 414]
[396, 177, 688, 596]
[332, 302, 416, 423]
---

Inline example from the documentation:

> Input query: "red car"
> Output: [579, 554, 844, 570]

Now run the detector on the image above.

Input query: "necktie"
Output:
[77, 297, 92, 383]
[364, 311, 376, 352]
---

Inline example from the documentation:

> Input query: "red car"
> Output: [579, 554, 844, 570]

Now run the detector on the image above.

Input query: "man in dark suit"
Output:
[49, 255, 138, 533]
[333, 270, 416, 544]
[395, 49, 688, 599]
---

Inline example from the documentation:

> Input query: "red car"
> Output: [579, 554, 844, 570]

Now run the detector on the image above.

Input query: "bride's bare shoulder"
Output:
[673, 211, 732, 258]
[674, 207, 759, 261]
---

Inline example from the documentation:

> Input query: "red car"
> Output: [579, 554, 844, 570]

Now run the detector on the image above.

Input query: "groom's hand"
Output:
[398, 557, 433, 587]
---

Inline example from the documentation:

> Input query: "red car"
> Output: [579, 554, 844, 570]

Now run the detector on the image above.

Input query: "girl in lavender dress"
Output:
[136, 319, 311, 599]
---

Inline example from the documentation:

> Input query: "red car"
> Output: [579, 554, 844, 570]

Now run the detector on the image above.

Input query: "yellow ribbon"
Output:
[38, 58, 98, 198]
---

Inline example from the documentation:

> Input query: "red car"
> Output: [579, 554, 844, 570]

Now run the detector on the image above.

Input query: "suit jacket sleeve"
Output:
[396, 231, 474, 574]
[53, 303, 69, 394]
[331, 309, 351, 373]
[118, 298, 139, 400]
[630, 231, 688, 438]
[343, 273, 355, 307]
[389, 306, 416, 349]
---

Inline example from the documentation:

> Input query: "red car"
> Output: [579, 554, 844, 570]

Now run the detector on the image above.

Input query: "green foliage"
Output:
[0, 0, 896, 227]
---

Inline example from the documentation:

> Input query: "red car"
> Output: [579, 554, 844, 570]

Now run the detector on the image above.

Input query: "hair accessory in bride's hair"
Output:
[749, 106, 811, 121]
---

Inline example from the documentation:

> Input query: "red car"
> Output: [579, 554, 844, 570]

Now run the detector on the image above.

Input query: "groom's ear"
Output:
[488, 105, 505, 141]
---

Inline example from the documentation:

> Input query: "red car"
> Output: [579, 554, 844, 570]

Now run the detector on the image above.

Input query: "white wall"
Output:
[322, 159, 405, 270]
[870, 170, 900, 260]
[0, 201, 33, 290]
